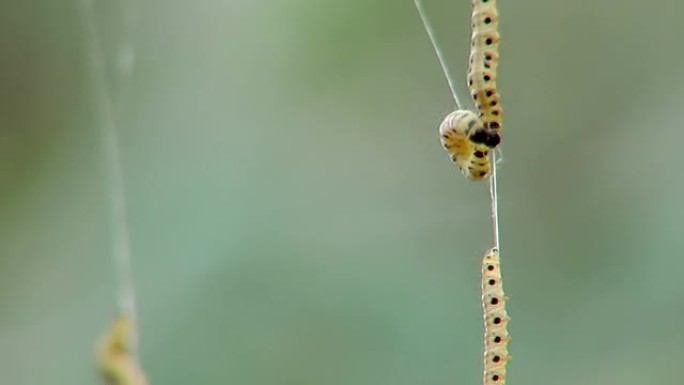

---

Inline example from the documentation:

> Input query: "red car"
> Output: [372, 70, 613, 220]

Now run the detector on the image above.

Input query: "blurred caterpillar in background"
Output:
[97, 315, 148, 385]
[481, 247, 511, 385]
[439, 110, 496, 180]
[467, 0, 503, 142]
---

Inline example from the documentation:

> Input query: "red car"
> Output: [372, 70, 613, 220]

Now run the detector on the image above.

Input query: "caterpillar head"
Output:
[469, 127, 501, 148]
[438, 110, 492, 181]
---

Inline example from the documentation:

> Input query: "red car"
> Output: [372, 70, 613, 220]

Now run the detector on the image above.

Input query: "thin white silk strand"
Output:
[413, 0, 501, 252]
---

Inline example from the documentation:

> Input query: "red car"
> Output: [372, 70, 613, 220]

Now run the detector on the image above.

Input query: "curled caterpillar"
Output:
[481, 247, 511, 385]
[439, 110, 498, 180]
[468, 0, 503, 145]
[96, 315, 148, 385]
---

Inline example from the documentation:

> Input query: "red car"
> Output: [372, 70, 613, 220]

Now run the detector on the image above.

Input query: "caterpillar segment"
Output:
[467, 0, 503, 145]
[439, 110, 496, 180]
[481, 247, 511, 385]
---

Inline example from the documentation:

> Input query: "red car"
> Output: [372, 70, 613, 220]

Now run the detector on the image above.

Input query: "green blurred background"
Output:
[1, 0, 683, 384]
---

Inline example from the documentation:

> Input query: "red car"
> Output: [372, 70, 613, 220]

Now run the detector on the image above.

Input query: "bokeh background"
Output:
[1, 0, 683, 384]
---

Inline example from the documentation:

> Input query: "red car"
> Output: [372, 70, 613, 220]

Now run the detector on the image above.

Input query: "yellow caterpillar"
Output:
[481, 247, 511, 385]
[438, 0, 502, 180]
[467, 0, 503, 141]
[439, 110, 497, 180]
[96, 315, 148, 385]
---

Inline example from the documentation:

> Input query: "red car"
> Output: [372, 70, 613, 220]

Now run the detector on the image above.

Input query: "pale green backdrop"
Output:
[1, 0, 683, 384]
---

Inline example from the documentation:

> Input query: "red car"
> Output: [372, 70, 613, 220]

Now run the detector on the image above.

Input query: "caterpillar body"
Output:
[439, 110, 498, 180]
[467, 0, 503, 145]
[481, 247, 511, 385]
[97, 315, 148, 385]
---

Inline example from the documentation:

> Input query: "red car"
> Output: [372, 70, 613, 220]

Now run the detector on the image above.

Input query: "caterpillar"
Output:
[96, 315, 148, 385]
[439, 109, 498, 180]
[467, 0, 503, 143]
[438, 0, 502, 180]
[481, 247, 511, 385]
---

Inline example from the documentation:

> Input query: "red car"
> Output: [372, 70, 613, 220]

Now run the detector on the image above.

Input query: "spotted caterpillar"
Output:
[439, 110, 497, 180]
[97, 315, 148, 385]
[439, 0, 502, 180]
[468, 0, 503, 141]
[481, 247, 511, 385]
